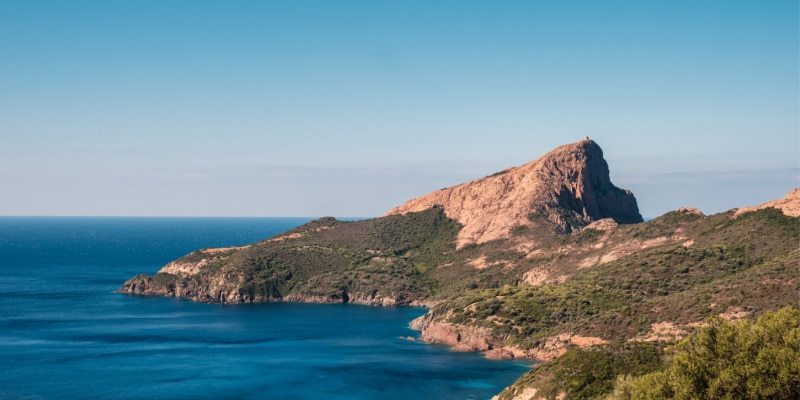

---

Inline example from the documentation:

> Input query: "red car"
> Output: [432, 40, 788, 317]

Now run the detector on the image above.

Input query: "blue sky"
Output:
[1, 0, 797, 217]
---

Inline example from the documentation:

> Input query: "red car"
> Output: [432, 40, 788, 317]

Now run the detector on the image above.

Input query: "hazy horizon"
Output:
[2, 1, 797, 218]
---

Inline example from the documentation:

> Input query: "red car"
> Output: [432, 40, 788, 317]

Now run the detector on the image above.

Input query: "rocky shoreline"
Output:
[119, 275, 419, 307]
[409, 309, 609, 362]
[121, 272, 580, 364]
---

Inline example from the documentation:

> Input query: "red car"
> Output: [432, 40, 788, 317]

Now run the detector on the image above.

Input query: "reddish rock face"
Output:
[734, 188, 800, 218]
[385, 138, 643, 247]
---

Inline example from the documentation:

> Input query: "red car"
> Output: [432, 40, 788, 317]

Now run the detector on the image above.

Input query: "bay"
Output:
[0, 217, 530, 399]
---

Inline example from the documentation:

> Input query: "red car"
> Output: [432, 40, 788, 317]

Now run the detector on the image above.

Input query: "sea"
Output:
[0, 217, 530, 400]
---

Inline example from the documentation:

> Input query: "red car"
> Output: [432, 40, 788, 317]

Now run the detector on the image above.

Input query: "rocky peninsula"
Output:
[120, 138, 800, 399]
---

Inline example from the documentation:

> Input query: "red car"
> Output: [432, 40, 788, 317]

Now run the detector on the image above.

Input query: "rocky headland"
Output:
[120, 138, 645, 305]
[385, 137, 642, 247]
[119, 138, 800, 400]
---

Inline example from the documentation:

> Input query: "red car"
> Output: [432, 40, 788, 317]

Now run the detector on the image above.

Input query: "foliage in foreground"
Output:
[607, 306, 800, 400]
[499, 306, 800, 400]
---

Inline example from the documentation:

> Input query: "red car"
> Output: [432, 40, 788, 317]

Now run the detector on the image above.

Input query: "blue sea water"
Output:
[0, 217, 530, 400]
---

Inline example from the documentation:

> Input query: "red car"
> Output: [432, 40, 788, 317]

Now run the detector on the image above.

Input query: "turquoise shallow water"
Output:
[0, 217, 530, 400]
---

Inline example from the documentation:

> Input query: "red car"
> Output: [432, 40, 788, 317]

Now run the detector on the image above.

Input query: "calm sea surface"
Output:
[0, 217, 530, 400]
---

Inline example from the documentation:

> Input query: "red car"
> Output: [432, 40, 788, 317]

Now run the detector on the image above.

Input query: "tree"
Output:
[608, 306, 800, 400]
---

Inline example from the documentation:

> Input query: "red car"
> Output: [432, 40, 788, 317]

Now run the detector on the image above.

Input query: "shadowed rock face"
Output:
[546, 139, 643, 226]
[385, 138, 642, 247]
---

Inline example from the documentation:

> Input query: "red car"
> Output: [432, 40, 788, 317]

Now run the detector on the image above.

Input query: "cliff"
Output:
[385, 138, 642, 247]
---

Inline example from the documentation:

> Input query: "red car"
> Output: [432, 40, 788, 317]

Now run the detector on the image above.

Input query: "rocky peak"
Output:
[384, 138, 642, 247]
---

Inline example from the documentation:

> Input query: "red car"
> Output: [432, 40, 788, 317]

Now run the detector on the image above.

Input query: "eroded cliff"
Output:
[385, 138, 642, 247]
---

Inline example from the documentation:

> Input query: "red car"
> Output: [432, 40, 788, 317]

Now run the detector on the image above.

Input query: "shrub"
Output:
[608, 306, 800, 400]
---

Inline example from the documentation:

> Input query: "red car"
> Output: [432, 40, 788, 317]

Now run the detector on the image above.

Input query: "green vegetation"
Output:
[430, 208, 799, 348]
[435, 283, 632, 346]
[151, 272, 178, 287]
[499, 307, 800, 400]
[608, 306, 800, 400]
[498, 342, 665, 400]
[142, 206, 464, 303]
[132, 207, 797, 323]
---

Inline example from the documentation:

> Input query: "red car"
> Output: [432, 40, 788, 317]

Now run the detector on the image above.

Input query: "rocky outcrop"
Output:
[385, 138, 642, 247]
[119, 273, 275, 303]
[410, 312, 608, 361]
[410, 312, 499, 353]
[734, 188, 800, 217]
[120, 272, 415, 306]
[284, 291, 412, 306]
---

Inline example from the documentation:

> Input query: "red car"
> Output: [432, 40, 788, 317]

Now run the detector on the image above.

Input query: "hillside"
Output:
[121, 207, 462, 305]
[498, 306, 800, 400]
[412, 207, 799, 360]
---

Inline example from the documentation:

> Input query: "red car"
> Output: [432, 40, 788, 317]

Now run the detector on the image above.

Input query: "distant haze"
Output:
[1, 1, 797, 218]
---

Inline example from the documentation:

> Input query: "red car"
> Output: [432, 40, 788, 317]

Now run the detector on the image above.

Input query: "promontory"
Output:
[120, 138, 800, 399]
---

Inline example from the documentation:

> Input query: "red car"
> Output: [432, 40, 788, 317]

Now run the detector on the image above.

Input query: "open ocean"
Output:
[0, 217, 530, 400]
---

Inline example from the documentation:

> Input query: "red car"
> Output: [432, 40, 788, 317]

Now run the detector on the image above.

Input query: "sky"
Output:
[1, 0, 797, 218]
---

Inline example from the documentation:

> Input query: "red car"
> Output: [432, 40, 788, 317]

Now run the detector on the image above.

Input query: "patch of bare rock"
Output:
[410, 313, 608, 362]
[734, 188, 800, 217]
[159, 246, 247, 276]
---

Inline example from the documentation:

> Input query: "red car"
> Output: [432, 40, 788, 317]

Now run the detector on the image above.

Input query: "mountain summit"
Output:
[385, 137, 642, 247]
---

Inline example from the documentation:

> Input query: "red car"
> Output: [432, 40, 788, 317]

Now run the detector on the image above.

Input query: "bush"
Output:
[608, 306, 800, 400]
